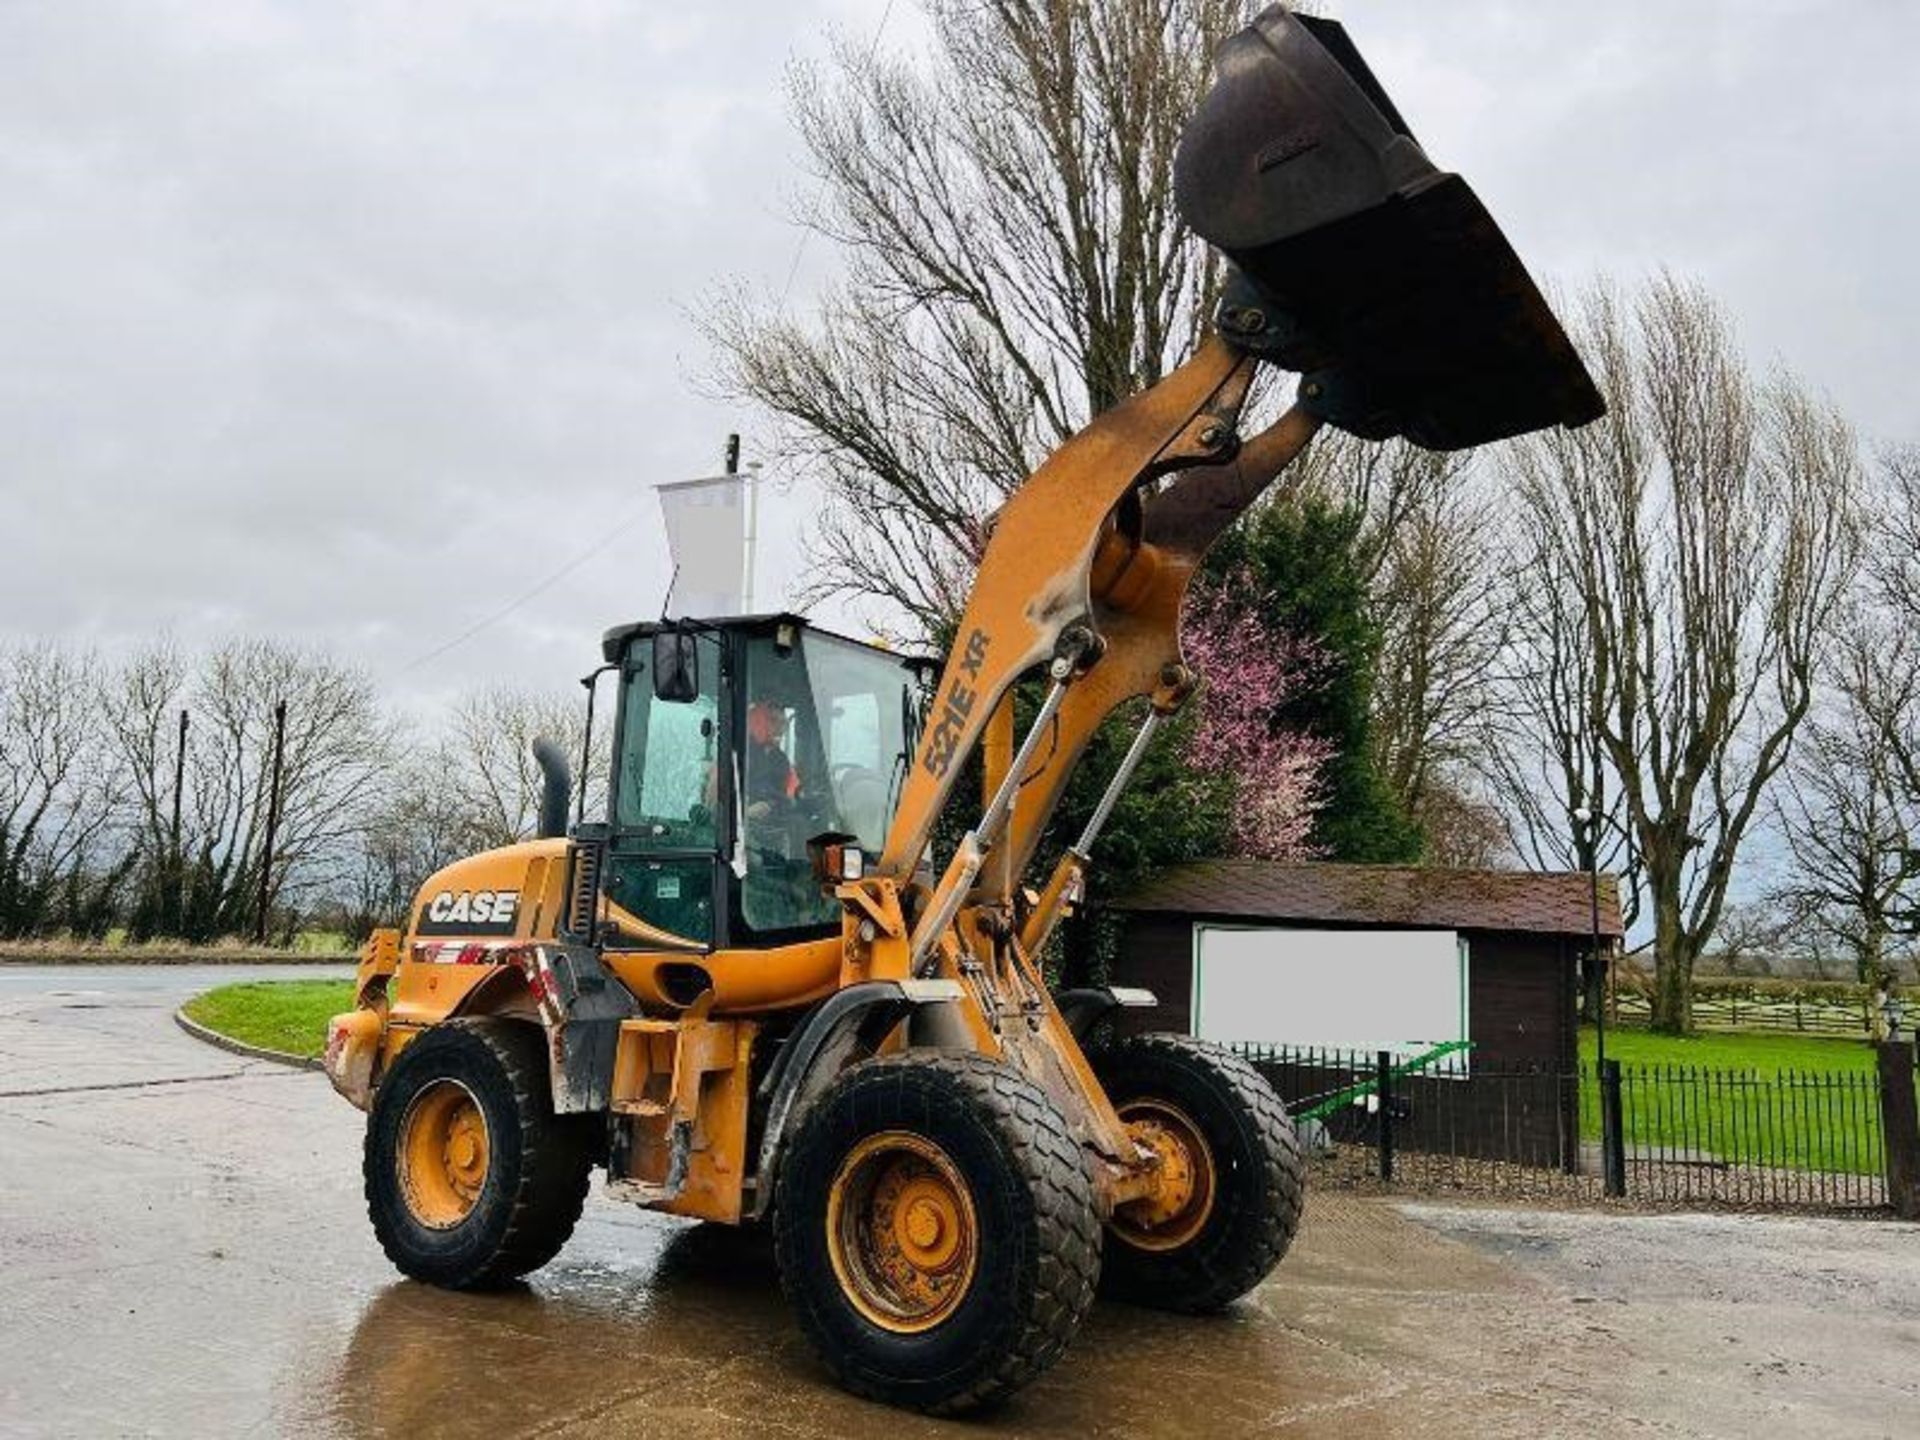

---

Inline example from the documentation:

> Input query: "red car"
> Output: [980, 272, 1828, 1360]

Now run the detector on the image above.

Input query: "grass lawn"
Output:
[1577, 1025, 1884, 1175]
[183, 979, 354, 1059]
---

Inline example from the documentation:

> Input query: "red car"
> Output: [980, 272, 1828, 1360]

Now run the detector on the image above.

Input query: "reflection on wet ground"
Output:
[320, 1225, 819, 1439]
[308, 1188, 1564, 1438]
[6, 967, 1917, 1438]
[315, 1217, 1408, 1438]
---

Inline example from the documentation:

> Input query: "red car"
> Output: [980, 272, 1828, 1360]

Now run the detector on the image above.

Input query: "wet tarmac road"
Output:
[3, 966, 1916, 1438]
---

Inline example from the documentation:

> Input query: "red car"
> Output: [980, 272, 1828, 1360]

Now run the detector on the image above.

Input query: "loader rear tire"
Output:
[773, 1051, 1101, 1414]
[364, 1019, 596, 1289]
[1091, 1033, 1304, 1313]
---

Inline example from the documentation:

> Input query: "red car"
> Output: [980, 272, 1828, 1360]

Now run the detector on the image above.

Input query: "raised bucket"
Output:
[1175, 6, 1605, 450]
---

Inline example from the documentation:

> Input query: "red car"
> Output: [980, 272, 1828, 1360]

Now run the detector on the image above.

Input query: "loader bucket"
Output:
[1176, 6, 1605, 451]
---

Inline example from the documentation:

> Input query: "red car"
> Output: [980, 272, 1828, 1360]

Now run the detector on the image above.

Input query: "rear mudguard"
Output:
[325, 939, 636, 1115]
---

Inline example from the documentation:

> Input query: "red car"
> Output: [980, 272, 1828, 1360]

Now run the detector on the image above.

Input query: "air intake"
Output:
[563, 822, 609, 944]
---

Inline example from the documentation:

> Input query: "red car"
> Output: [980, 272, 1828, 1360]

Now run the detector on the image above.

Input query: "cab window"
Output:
[607, 633, 721, 948]
[614, 637, 721, 851]
[739, 631, 919, 934]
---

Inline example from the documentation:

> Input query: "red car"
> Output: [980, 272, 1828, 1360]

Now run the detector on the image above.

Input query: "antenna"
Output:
[658, 560, 680, 621]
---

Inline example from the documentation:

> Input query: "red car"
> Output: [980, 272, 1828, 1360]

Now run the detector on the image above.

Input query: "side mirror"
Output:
[652, 630, 700, 703]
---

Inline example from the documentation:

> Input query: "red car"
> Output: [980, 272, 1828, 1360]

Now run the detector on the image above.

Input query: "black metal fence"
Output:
[1237, 1044, 1898, 1211]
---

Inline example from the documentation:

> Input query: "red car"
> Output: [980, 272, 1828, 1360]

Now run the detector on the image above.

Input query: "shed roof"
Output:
[1109, 860, 1623, 938]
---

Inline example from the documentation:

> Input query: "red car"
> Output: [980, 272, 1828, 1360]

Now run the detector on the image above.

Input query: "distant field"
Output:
[183, 979, 355, 1058]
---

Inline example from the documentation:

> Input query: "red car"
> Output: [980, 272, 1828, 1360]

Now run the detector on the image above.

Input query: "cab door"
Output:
[604, 631, 729, 950]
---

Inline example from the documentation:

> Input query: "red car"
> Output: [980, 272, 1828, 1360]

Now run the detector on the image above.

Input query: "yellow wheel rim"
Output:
[1113, 1099, 1216, 1253]
[826, 1131, 979, 1334]
[397, 1079, 490, 1229]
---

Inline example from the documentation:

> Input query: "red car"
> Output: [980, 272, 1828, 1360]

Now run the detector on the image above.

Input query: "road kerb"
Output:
[173, 1008, 324, 1072]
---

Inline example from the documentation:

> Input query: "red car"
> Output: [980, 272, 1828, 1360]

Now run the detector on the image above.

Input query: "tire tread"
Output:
[364, 1018, 594, 1289]
[774, 1050, 1101, 1414]
[1096, 1032, 1305, 1312]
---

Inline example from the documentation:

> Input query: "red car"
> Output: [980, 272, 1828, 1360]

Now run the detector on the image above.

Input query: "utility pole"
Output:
[253, 700, 287, 945]
[169, 708, 188, 933]
[1574, 805, 1625, 1196]
[727, 432, 761, 614]
[1573, 806, 1608, 1075]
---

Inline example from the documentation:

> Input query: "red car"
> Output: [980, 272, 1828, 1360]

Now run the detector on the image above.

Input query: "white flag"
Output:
[657, 473, 750, 619]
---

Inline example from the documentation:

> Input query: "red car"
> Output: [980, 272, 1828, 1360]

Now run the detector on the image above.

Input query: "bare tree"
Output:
[1496, 275, 1862, 1032]
[1480, 491, 1645, 916]
[0, 642, 124, 937]
[333, 758, 483, 940]
[436, 685, 604, 851]
[1771, 630, 1920, 985]
[1702, 895, 1800, 978]
[1769, 450, 1920, 990]
[108, 639, 396, 941]
[1872, 445, 1920, 624]
[102, 640, 192, 933]
[1478, 496, 1646, 1023]
[1365, 469, 1508, 857]
[707, 0, 1246, 637]
[1286, 429, 1465, 583]
[1865, 446, 1920, 823]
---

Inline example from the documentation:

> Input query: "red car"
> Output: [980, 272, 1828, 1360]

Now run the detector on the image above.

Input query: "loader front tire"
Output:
[364, 1019, 596, 1289]
[1092, 1033, 1304, 1312]
[774, 1052, 1101, 1414]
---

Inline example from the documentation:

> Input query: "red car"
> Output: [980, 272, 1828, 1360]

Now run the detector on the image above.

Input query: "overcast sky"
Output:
[2, 0, 1915, 725]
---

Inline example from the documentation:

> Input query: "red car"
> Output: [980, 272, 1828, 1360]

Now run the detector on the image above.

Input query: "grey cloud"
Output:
[1, 0, 1912, 719]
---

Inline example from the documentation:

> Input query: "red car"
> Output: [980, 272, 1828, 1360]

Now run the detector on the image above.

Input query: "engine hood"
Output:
[408, 839, 570, 943]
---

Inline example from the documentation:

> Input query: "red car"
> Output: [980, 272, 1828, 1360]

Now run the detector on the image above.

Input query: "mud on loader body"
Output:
[324, 7, 1602, 1414]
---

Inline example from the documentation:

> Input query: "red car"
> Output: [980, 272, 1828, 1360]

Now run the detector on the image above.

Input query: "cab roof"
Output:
[599, 612, 932, 669]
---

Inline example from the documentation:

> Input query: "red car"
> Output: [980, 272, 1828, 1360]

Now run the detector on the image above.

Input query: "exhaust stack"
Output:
[531, 737, 572, 841]
[1176, 6, 1604, 450]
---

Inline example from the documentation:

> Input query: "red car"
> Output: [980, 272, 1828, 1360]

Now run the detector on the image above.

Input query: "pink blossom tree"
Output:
[1178, 572, 1330, 859]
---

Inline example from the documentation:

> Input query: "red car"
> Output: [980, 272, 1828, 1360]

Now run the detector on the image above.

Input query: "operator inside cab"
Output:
[744, 699, 801, 823]
[741, 691, 830, 932]
[602, 617, 927, 948]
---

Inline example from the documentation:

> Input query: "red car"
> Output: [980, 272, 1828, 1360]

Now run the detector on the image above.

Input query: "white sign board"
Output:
[1192, 925, 1468, 1062]
[657, 473, 749, 619]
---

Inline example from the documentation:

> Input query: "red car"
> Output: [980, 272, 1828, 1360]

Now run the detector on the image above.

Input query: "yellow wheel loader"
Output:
[323, 7, 1603, 1414]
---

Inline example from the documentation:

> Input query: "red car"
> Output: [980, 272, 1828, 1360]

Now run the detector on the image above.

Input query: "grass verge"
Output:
[182, 979, 355, 1059]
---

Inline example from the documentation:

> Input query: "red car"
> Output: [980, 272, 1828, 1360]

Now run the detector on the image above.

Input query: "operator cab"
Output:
[596, 613, 932, 951]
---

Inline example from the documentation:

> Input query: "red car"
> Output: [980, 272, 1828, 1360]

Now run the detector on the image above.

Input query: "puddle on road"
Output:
[290, 1221, 1370, 1439]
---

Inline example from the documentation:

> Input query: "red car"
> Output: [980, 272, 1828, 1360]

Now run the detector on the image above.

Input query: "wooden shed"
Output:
[1105, 861, 1624, 1165]
[1107, 860, 1623, 1066]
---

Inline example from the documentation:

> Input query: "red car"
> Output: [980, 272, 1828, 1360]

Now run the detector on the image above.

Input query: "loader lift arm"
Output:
[876, 350, 1325, 956]
[846, 3, 1602, 1188]
[870, 1, 1603, 1003]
